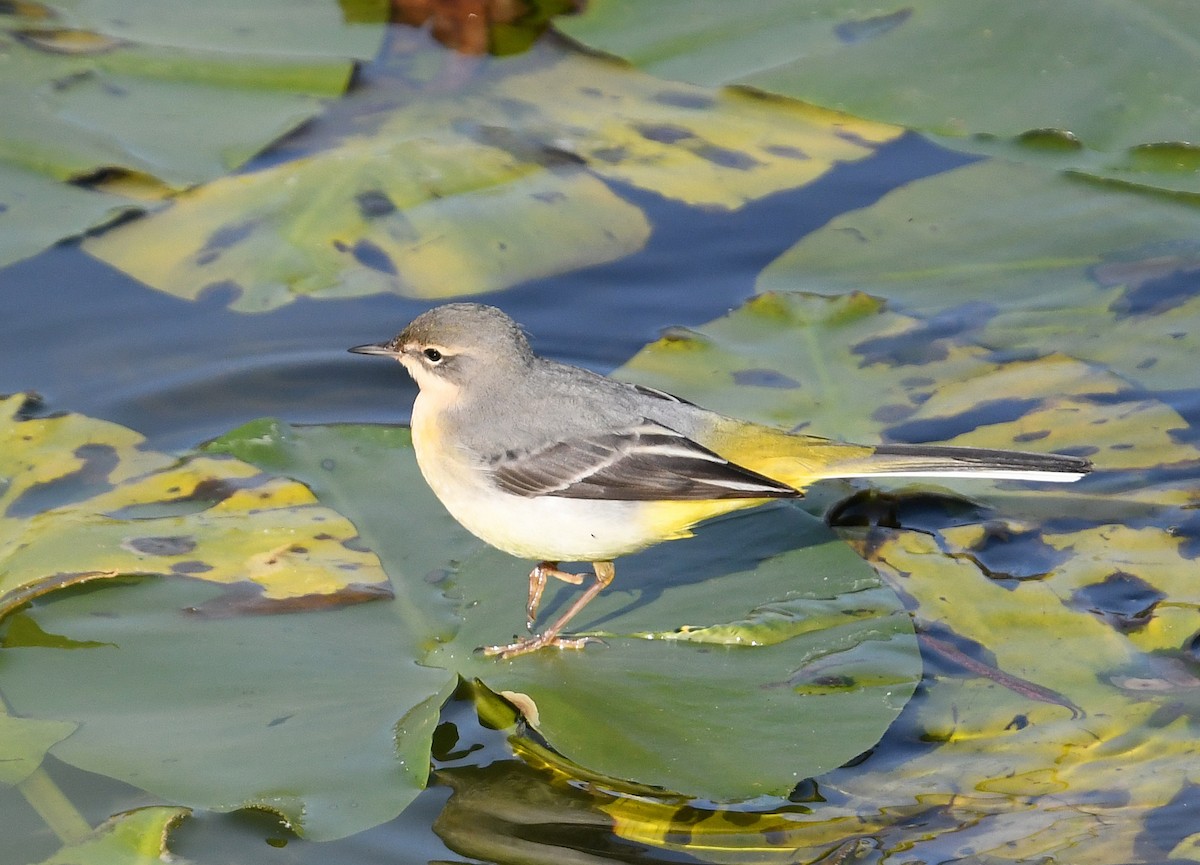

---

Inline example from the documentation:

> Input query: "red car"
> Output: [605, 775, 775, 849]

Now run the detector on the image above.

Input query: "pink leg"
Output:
[485, 561, 616, 659]
[525, 561, 584, 629]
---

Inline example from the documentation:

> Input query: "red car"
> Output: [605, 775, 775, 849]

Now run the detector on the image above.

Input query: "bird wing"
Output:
[489, 420, 799, 501]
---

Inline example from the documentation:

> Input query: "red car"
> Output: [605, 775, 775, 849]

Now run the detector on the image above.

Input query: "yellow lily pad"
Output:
[84, 45, 899, 311]
[0, 393, 390, 620]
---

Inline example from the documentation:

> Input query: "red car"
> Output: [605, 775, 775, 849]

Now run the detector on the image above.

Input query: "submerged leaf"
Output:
[86, 140, 650, 311]
[0, 407, 917, 833]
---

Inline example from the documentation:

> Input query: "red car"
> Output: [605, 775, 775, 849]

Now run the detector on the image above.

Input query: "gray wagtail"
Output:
[350, 303, 1091, 659]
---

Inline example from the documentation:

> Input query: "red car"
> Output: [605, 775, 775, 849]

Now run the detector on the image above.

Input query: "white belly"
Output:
[410, 393, 654, 562]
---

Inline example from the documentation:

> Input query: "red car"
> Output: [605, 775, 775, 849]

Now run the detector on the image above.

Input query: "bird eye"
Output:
[423, 347, 443, 363]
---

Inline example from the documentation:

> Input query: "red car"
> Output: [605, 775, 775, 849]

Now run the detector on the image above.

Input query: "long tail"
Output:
[828, 442, 1091, 483]
[702, 420, 1092, 491]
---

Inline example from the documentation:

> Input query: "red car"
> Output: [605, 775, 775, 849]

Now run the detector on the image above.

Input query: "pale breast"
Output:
[409, 389, 672, 562]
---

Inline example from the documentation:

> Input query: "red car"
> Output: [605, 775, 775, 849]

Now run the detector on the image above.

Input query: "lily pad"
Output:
[0, 713, 77, 787]
[826, 517, 1200, 863]
[556, 0, 1200, 193]
[0, 393, 391, 618]
[435, 504, 919, 798]
[83, 44, 899, 310]
[0, 0, 384, 269]
[0, 402, 918, 838]
[31, 806, 190, 865]
[0, 577, 455, 841]
[601, 289, 1200, 861]
[756, 159, 1200, 397]
[216, 420, 922, 800]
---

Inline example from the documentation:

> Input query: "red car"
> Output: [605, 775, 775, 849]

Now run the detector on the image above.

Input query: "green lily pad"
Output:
[756, 159, 1200, 396]
[0, 713, 77, 787]
[31, 806, 190, 865]
[0, 400, 917, 837]
[600, 289, 1200, 861]
[435, 504, 919, 798]
[0, 577, 455, 841]
[0, 0, 384, 269]
[217, 420, 922, 800]
[83, 45, 899, 310]
[0, 161, 137, 271]
[556, 0, 1200, 193]
[0, 403, 457, 840]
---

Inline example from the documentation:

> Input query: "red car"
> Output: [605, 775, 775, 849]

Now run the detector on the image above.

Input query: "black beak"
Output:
[348, 342, 401, 357]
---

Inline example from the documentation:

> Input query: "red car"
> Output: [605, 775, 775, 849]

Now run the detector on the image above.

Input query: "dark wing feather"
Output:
[490, 421, 798, 501]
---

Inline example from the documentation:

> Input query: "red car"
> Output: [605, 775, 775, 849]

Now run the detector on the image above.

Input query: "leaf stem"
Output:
[18, 767, 93, 845]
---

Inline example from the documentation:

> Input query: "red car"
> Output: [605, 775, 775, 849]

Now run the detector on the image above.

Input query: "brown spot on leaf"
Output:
[184, 581, 392, 618]
[171, 560, 213, 575]
[855, 302, 994, 367]
[635, 123, 696, 144]
[944, 522, 1070, 586]
[195, 281, 243, 307]
[885, 398, 1042, 444]
[872, 403, 916, 423]
[355, 189, 397, 218]
[125, 535, 197, 556]
[650, 90, 714, 110]
[834, 7, 913, 43]
[763, 144, 809, 160]
[732, 368, 801, 388]
[695, 144, 760, 170]
[201, 220, 256, 254]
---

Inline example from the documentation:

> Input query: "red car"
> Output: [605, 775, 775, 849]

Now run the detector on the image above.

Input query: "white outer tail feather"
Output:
[825, 443, 1093, 485]
[830, 468, 1088, 483]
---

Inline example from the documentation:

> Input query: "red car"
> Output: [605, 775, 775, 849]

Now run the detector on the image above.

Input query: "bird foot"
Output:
[480, 633, 602, 660]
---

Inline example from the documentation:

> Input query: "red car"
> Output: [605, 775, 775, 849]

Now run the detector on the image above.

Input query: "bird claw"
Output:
[480, 633, 603, 660]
